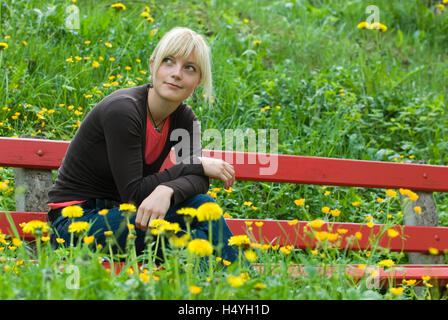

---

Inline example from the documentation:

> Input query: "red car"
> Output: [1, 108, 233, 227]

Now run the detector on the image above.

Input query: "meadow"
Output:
[0, 0, 447, 300]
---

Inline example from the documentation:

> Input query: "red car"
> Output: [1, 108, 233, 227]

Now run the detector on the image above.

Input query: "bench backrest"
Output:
[1, 137, 448, 191]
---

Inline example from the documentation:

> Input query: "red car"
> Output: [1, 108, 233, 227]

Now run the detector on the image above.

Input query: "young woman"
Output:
[46, 27, 238, 262]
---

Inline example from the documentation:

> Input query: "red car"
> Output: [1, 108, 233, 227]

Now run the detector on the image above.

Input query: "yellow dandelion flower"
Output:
[227, 275, 245, 287]
[386, 189, 397, 197]
[389, 287, 404, 296]
[21, 220, 49, 235]
[255, 221, 264, 228]
[314, 231, 328, 241]
[378, 259, 395, 268]
[12, 238, 22, 247]
[206, 191, 217, 198]
[56, 238, 65, 244]
[228, 235, 251, 247]
[98, 209, 109, 216]
[414, 206, 422, 214]
[176, 207, 197, 217]
[352, 201, 361, 206]
[68, 221, 90, 234]
[367, 221, 374, 228]
[377, 198, 384, 203]
[357, 21, 368, 29]
[61, 205, 84, 218]
[294, 198, 305, 206]
[139, 272, 149, 282]
[403, 279, 416, 286]
[399, 188, 419, 201]
[169, 233, 190, 248]
[387, 228, 399, 238]
[288, 219, 299, 226]
[119, 203, 136, 212]
[253, 283, 267, 290]
[309, 219, 326, 229]
[337, 228, 348, 234]
[187, 238, 213, 257]
[422, 275, 431, 282]
[196, 202, 223, 221]
[222, 259, 232, 266]
[354, 231, 362, 240]
[104, 230, 113, 237]
[330, 209, 341, 217]
[244, 249, 258, 262]
[189, 285, 202, 294]
[0, 42, 8, 50]
[150, 29, 158, 38]
[327, 233, 339, 241]
[243, 201, 253, 206]
[321, 206, 330, 213]
[428, 247, 439, 255]
[111, 3, 126, 10]
[83, 235, 95, 244]
[41, 236, 50, 242]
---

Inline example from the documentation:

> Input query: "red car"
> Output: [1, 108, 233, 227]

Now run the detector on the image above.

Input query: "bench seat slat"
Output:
[99, 261, 448, 286]
[2, 212, 448, 253]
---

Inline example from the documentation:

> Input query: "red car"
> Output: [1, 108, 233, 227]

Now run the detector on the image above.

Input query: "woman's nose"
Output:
[171, 64, 182, 79]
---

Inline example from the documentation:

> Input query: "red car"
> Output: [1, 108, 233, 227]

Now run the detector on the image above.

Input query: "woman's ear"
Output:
[149, 59, 154, 74]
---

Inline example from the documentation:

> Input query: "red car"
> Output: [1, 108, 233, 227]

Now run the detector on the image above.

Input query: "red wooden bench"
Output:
[1, 136, 448, 287]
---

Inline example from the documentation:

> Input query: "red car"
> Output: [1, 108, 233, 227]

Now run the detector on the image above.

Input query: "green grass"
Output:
[0, 0, 448, 299]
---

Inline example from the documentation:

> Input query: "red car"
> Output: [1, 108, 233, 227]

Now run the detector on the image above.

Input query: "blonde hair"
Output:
[149, 27, 213, 102]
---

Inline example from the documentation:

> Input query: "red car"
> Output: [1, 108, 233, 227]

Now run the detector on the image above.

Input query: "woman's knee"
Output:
[189, 193, 216, 206]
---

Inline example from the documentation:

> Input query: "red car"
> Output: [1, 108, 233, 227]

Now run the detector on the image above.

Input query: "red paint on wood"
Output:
[2, 137, 448, 191]
[3, 212, 448, 253]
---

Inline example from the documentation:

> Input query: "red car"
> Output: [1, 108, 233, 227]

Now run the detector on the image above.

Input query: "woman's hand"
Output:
[135, 185, 174, 231]
[198, 157, 235, 190]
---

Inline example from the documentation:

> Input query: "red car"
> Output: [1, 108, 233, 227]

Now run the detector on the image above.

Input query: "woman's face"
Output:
[151, 52, 202, 103]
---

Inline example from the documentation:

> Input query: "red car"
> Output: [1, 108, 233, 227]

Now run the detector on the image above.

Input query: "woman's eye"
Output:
[186, 65, 196, 72]
[163, 57, 172, 63]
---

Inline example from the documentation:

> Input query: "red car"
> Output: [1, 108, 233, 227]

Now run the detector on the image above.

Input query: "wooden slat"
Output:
[3, 212, 448, 253]
[99, 261, 448, 286]
[226, 219, 448, 253]
[253, 264, 448, 286]
[0, 137, 69, 170]
[202, 150, 448, 192]
[2, 137, 448, 191]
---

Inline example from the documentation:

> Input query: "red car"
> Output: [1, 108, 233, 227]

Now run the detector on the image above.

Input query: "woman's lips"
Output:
[166, 82, 181, 88]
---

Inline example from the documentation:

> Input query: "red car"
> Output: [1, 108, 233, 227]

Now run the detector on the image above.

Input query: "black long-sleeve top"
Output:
[47, 83, 209, 207]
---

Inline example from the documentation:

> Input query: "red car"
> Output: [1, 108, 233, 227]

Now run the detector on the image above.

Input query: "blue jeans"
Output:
[48, 194, 238, 263]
